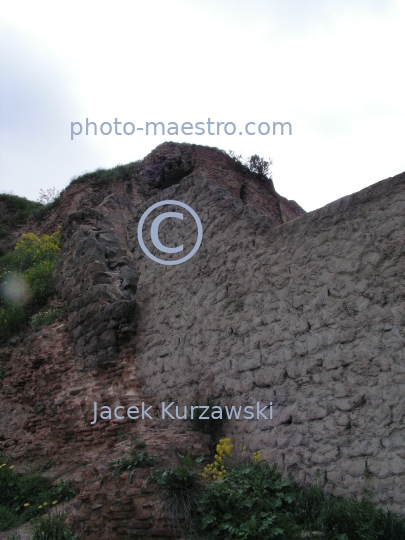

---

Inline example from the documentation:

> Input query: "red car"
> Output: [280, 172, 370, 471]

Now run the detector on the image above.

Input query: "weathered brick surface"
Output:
[0, 325, 210, 539]
[138, 142, 304, 224]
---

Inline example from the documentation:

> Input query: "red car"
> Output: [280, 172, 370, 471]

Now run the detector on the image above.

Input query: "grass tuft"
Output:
[69, 160, 142, 189]
[31, 512, 77, 540]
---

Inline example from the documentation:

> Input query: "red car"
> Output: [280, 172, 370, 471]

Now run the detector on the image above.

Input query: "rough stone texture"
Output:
[130, 171, 405, 513]
[55, 202, 139, 368]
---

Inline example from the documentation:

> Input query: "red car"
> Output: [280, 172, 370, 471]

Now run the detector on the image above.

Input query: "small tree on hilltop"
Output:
[247, 154, 272, 180]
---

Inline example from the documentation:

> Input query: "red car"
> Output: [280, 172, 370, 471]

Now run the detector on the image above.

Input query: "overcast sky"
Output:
[1, 0, 404, 212]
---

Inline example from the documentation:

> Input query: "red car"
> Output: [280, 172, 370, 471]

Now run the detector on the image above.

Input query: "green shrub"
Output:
[0, 231, 60, 275]
[17, 474, 53, 504]
[147, 435, 405, 540]
[31, 309, 61, 331]
[196, 461, 300, 540]
[108, 450, 155, 478]
[0, 194, 44, 229]
[31, 513, 77, 540]
[0, 193, 60, 230]
[0, 230, 61, 342]
[26, 262, 56, 305]
[51, 480, 76, 503]
[0, 305, 26, 341]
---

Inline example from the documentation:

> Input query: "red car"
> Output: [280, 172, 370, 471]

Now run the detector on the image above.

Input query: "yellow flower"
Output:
[52, 500, 58, 505]
[202, 438, 233, 481]
[38, 505, 43, 509]
[252, 450, 262, 463]
[9, 465, 14, 469]
[24, 503, 30, 507]
[43, 502, 48, 506]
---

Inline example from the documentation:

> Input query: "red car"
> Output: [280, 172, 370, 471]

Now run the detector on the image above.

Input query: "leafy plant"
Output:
[293, 485, 326, 532]
[196, 460, 300, 539]
[145, 435, 405, 540]
[51, 481, 76, 503]
[0, 230, 61, 342]
[31, 512, 77, 540]
[0, 232, 60, 293]
[108, 450, 155, 478]
[115, 429, 128, 442]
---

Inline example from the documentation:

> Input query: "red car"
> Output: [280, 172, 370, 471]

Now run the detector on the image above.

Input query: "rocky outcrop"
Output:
[40, 142, 306, 234]
[55, 205, 139, 369]
[138, 142, 302, 224]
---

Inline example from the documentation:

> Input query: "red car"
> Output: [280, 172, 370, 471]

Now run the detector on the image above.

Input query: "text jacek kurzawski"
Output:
[90, 402, 274, 424]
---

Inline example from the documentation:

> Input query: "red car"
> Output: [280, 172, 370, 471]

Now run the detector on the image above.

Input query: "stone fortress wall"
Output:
[130, 169, 405, 513]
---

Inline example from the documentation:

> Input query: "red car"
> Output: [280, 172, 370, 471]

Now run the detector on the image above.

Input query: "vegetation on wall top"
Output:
[69, 159, 143, 188]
